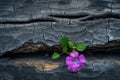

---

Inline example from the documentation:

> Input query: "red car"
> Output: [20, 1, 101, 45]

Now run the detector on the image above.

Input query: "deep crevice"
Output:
[0, 12, 120, 25]
[0, 40, 120, 59]
[0, 52, 50, 59]
[0, 18, 57, 24]
[49, 12, 89, 19]
[80, 12, 120, 21]
[49, 12, 120, 21]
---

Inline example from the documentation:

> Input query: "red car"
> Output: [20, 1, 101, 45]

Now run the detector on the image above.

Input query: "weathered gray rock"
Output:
[0, 1, 120, 80]
[0, 54, 120, 80]
[0, 0, 120, 54]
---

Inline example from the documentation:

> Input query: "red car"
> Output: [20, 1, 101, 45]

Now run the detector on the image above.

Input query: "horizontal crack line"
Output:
[80, 12, 120, 21]
[49, 12, 120, 21]
[0, 18, 57, 24]
[49, 12, 89, 19]
[0, 12, 120, 24]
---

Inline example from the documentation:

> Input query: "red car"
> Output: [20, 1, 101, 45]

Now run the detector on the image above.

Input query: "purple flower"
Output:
[66, 51, 86, 72]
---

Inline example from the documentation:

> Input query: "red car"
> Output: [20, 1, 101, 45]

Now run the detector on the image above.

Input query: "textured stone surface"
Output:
[0, 54, 120, 80]
[0, 0, 120, 54]
[0, 0, 120, 79]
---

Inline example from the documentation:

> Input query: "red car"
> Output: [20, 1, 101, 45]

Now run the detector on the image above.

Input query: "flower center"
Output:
[73, 59, 77, 62]
[73, 58, 80, 65]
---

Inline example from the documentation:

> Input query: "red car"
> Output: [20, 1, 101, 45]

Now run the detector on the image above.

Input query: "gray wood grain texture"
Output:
[0, 0, 120, 54]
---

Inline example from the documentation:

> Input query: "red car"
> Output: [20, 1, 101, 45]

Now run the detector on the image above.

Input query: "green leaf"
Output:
[63, 47, 68, 53]
[72, 49, 76, 52]
[52, 52, 60, 59]
[68, 41, 74, 48]
[76, 42, 87, 51]
[60, 36, 69, 47]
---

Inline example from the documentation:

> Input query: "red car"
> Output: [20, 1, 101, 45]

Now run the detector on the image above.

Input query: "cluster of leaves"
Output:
[52, 36, 87, 59]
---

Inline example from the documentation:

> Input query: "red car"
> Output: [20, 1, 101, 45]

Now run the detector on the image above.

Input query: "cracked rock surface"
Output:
[0, 0, 120, 80]
[0, 0, 120, 53]
[0, 54, 120, 80]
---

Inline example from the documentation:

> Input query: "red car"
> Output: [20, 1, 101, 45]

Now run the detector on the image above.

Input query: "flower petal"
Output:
[66, 56, 73, 66]
[70, 51, 79, 58]
[67, 63, 82, 72]
[78, 63, 85, 70]
[79, 54, 86, 63]
[67, 65, 79, 72]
